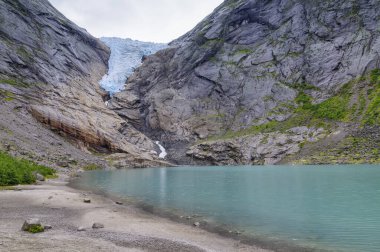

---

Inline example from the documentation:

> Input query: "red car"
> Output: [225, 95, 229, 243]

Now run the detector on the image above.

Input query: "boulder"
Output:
[77, 226, 86, 232]
[83, 198, 91, 203]
[92, 223, 104, 229]
[44, 225, 52, 230]
[21, 218, 44, 233]
[193, 222, 200, 227]
[35, 173, 45, 182]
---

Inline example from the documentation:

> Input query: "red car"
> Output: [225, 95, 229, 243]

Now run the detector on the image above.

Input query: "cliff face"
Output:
[111, 0, 380, 165]
[0, 0, 164, 168]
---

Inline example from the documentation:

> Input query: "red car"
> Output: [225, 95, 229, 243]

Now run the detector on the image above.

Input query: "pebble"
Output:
[48, 196, 53, 200]
[44, 225, 52, 230]
[193, 222, 200, 227]
[115, 201, 123, 205]
[92, 223, 104, 229]
[77, 226, 86, 232]
[83, 198, 91, 203]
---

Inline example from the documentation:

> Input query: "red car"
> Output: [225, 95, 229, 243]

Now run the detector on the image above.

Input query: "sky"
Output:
[49, 0, 223, 43]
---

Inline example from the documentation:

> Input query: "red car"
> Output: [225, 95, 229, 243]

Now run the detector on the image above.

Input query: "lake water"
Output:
[72, 165, 380, 251]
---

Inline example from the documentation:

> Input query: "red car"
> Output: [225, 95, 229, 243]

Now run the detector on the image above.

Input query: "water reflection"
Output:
[74, 165, 380, 252]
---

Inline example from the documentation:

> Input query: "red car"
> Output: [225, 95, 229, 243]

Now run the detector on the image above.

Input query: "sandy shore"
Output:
[0, 178, 271, 252]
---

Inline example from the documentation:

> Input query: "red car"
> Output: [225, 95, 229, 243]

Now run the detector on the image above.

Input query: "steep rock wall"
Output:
[111, 0, 380, 164]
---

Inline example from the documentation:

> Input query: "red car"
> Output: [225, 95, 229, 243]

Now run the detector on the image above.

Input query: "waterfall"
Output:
[155, 141, 167, 159]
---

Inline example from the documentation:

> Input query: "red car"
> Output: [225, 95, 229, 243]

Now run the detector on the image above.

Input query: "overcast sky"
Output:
[49, 0, 223, 43]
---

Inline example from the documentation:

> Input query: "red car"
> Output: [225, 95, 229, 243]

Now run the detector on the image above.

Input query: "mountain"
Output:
[0, 0, 167, 169]
[2, 0, 380, 168]
[99, 37, 166, 94]
[110, 0, 380, 165]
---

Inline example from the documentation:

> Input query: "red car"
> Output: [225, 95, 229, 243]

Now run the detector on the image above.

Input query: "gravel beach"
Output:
[0, 178, 271, 252]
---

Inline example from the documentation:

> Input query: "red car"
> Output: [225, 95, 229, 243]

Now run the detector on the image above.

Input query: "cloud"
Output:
[48, 0, 223, 43]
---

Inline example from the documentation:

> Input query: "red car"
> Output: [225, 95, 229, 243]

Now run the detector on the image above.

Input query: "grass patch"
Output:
[370, 69, 380, 84]
[45, 174, 59, 179]
[234, 48, 253, 55]
[0, 78, 30, 88]
[27, 225, 44, 233]
[0, 152, 55, 186]
[16, 46, 32, 60]
[296, 136, 380, 165]
[0, 89, 14, 101]
[0, 186, 18, 191]
[290, 82, 320, 92]
[83, 164, 101, 171]
[201, 38, 224, 48]
[362, 69, 380, 125]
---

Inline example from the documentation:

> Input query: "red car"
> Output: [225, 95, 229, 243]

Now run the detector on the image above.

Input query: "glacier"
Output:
[99, 37, 167, 94]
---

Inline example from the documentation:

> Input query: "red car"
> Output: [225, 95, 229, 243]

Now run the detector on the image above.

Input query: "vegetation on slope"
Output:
[207, 69, 380, 142]
[295, 134, 380, 165]
[0, 152, 55, 186]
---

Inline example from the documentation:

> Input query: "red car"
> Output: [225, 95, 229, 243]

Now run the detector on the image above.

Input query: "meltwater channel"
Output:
[72, 165, 380, 252]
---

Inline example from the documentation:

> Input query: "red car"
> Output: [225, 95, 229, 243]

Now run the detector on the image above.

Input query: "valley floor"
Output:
[0, 178, 270, 252]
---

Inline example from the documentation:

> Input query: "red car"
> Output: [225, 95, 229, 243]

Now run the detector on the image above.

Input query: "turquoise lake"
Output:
[73, 165, 380, 251]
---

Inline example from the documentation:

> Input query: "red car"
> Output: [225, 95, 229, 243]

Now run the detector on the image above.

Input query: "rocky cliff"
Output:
[111, 0, 380, 165]
[0, 0, 166, 169]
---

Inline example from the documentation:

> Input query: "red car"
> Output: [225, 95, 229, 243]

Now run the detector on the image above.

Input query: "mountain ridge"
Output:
[2, 0, 380, 168]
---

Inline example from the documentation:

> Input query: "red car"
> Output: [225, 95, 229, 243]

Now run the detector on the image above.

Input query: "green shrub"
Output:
[27, 225, 44, 233]
[313, 96, 350, 120]
[22, 171, 35, 184]
[370, 69, 380, 84]
[0, 152, 55, 186]
[5, 170, 18, 185]
[83, 164, 101, 171]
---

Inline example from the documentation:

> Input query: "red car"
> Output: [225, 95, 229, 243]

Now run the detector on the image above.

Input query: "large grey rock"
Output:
[110, 0, 380, 165]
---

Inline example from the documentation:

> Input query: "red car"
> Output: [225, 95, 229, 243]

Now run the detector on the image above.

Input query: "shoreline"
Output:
[0, 177, 270, 252]
[69, 174, 323, 252]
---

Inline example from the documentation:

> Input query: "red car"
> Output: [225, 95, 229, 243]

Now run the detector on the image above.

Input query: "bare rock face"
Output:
[111, 0, 380, 164]
[0, 0, 158, 166]
[188, 127, 325, 165]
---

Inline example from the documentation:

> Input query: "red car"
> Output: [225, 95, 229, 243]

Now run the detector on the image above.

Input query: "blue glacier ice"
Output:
[99, 37, 167, 94]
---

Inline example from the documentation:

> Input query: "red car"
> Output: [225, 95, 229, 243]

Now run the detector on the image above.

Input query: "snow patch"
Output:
[155, 141, 167, 159]
[99, 37, 167, 94]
